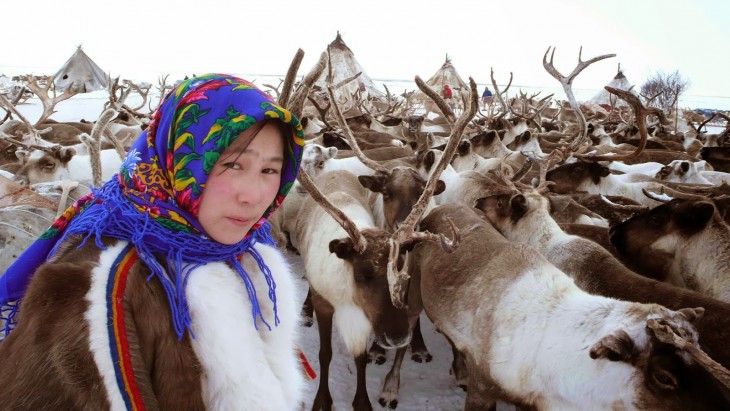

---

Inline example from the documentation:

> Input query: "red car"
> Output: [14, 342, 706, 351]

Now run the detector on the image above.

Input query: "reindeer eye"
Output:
[39, 161, 55, 170]
[652, 370, 677, 390]
[317, 161, 324, 169]
[497, 199, 505, 208]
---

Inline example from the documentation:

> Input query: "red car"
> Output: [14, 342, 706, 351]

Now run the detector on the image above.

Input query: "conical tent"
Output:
[315, 32, 384, 102]
[413, 55, 469, 107]
[589, 65, 637, 106]
[53, 46, 108, 93]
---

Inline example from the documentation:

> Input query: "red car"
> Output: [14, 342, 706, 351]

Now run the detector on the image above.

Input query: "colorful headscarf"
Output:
[1, 74, 304, 339]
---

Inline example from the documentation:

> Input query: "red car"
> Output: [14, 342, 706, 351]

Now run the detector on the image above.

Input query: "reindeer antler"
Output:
[543, 46, 615, 150]
[576, 86, 662, 162]
[295, 168, 368, 253]
[277, 48, 304, 108]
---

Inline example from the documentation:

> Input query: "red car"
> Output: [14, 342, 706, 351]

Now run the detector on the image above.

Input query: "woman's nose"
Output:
[234, 173, 264, 205]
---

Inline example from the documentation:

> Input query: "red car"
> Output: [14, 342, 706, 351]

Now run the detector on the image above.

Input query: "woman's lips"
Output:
[226, 217, 250, 227]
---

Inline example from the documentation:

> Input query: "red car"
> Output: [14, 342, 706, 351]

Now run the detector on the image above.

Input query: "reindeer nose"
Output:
[381, 331, 412, 349]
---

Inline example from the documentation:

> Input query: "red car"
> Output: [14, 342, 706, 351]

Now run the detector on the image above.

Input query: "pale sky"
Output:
[2, 0, 729, 100]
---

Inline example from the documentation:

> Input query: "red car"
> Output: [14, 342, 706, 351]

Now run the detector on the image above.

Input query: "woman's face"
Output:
[197, 123, 284, 244]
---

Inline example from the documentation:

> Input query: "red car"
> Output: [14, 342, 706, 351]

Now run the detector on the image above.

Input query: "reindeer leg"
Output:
[446, 336, 469, 391]
[300, 288, 314, 327]
[464, 360, 497, 411]
[367, 339, 387, 365]
[352, 352, 374, 411]
[409, 316, 432, 363]
[311, 291, 334, 411]
[378, 345, 407, 409]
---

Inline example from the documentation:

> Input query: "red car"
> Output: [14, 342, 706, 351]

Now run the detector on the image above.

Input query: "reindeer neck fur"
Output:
[488, 264, 657, 410]
[426, 163, 463, 206]
[668, 219, 730, 302]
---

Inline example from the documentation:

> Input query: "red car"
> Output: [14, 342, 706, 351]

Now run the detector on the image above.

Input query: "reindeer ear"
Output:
[15, 149, 30, 162]
[59, 147, 76, 163]
[329, 238, 355, 259]
[589, 330, 637, 362]
[674, 201, 714, 232]
[457, 140, 471, 156]
[434, 180, 446, 196]
[325, 147, 338, 159]
[521, 130, 532, 143]
[677, 307, 705, 323]
[598, 165, 611, 178]
[511, 194, 528, 219]
[358, 174, 387, 193]
[423, 150, 436, 170]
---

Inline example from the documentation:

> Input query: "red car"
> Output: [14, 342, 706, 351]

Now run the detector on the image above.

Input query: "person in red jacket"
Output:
[442, 83, 453, 99]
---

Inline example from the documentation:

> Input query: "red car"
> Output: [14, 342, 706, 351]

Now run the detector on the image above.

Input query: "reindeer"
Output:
[412, 202, 730, 410]
[610, 196, 730, 302]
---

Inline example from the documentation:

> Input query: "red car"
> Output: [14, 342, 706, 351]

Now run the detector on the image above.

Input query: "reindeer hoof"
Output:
[378, 397, 399, 409]
[367, 344, 387, 365]
[410, 351, 433, 363]
[367, 352, 386, 365]
[302, 316, 314, 327]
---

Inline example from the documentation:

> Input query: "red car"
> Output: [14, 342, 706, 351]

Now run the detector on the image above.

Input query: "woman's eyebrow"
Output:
[241, 148, 284, 163]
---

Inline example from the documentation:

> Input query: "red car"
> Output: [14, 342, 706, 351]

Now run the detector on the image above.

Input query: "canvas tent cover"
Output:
[314, 33, 384, 101]
[589, 68, 637, 106]
[53, 46, 108, 93]
[412, 56, 469, 105]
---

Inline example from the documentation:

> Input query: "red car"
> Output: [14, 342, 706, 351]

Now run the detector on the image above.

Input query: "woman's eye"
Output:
[223, 162, 242, 170]
[262, 168, 280, 175]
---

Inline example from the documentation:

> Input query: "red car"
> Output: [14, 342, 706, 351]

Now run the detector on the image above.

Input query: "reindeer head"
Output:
[13, 146, 76, 185]
[654, 160, 707, 183]
[329, 229, 412, 349]
[608, 199, 718, 282]
[405, 115, 424, 134]
[474, 189, 548, 237]
[300, 144, 337, 178]
[546, 161, 610, 194]
[591, 306, 730, 410]
[0, 139, 19, 166]
[359, 166, 445, 230]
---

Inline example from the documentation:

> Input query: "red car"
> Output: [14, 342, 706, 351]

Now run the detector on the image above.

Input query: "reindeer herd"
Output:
[2, 47, 730, 410]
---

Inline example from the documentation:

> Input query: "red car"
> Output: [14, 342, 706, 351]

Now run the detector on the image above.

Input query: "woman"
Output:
[0, 74, 310, 409]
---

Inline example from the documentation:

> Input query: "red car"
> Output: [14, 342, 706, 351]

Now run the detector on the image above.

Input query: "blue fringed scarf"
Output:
[0, 74, 304, 340]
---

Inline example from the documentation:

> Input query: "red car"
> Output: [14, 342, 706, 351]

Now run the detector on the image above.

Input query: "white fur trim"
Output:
[187, 242, 304, 410]
[84, 241, 129, 411]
